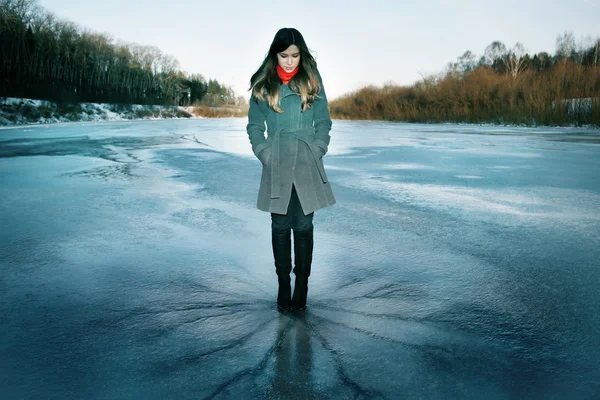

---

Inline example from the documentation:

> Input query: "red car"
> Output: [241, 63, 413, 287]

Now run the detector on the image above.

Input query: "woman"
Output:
[246, 27, 335, 312]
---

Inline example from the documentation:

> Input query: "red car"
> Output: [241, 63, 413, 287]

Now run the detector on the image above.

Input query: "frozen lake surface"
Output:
[1, 119, 599, 399]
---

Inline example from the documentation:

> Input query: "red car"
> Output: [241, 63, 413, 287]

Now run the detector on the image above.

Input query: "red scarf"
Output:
[277, 64, 298, 84]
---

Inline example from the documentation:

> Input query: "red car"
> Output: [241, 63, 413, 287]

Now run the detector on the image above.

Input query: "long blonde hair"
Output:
[249, 28, 322, 112]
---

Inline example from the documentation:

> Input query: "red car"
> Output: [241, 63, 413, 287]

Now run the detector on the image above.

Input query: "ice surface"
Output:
[1, 119, 599, 398]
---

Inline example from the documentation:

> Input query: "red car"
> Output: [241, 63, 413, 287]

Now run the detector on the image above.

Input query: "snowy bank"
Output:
[0, 97, 204, 126]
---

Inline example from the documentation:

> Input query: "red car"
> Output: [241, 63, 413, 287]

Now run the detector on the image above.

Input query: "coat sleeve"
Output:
[246, 96, 271, 165]
[312, 72, 333, 158]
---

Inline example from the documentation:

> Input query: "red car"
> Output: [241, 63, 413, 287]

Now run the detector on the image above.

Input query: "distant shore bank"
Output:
[0, 97, 246, 127]
[2, 97, 598, 131]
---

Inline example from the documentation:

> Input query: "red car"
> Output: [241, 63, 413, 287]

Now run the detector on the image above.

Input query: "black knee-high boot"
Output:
[272, 230, 292, 311]
[292, 228, 313, 311]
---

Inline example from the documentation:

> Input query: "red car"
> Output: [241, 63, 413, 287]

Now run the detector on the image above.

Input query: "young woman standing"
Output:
[247, 27, 335, 312]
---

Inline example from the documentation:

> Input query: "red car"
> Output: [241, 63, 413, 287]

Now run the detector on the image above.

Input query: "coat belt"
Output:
[270, 127, 327, 199]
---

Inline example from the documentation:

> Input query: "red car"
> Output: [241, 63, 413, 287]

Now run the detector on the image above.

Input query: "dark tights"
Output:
[270, 185, 314, 234]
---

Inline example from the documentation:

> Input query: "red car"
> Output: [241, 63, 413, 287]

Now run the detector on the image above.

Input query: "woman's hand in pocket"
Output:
[258, 147, 272, 166]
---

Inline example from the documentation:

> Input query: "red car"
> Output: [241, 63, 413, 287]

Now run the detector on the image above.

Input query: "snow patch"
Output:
[0, 96, 203, 127]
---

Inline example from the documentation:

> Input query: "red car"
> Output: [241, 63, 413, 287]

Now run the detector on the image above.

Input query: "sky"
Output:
[37, 0, 600, 100]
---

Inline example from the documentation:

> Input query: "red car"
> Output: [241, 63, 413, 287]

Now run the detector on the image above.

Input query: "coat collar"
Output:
[280, 83, 299, 99]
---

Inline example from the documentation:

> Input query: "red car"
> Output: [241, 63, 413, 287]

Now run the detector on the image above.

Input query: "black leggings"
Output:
[271, 185, 314, 233]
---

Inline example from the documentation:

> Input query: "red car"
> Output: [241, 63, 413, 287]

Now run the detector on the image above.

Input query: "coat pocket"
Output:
[315, 145, 325, 159]
[258, 146, 272, 166]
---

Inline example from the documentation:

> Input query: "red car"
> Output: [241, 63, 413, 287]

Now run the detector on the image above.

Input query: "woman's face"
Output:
[277, 45, 301, 72]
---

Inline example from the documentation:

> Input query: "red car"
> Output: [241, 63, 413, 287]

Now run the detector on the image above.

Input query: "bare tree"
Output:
[505, 42, 527, 80]
[457, 50, 477, 73]
[577, 34, 600, 66]
[483, 41, 507, 66]
[556, 31, 575, 62]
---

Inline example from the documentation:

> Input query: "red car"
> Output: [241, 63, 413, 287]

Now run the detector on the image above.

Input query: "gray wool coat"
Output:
[246, 74, 336, 215]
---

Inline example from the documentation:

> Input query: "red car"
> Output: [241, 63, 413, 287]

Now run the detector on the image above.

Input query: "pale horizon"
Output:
[37, 0, 600, 100]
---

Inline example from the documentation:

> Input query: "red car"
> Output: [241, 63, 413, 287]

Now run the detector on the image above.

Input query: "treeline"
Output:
[330, 33, 600, 126]
[0, 0, 242, 107]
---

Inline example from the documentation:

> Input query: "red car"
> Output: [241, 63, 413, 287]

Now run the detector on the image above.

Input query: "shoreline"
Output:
[0, 97, 245, 128]
[1, 97, 598, 131]
[2, 116, 598, 134]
